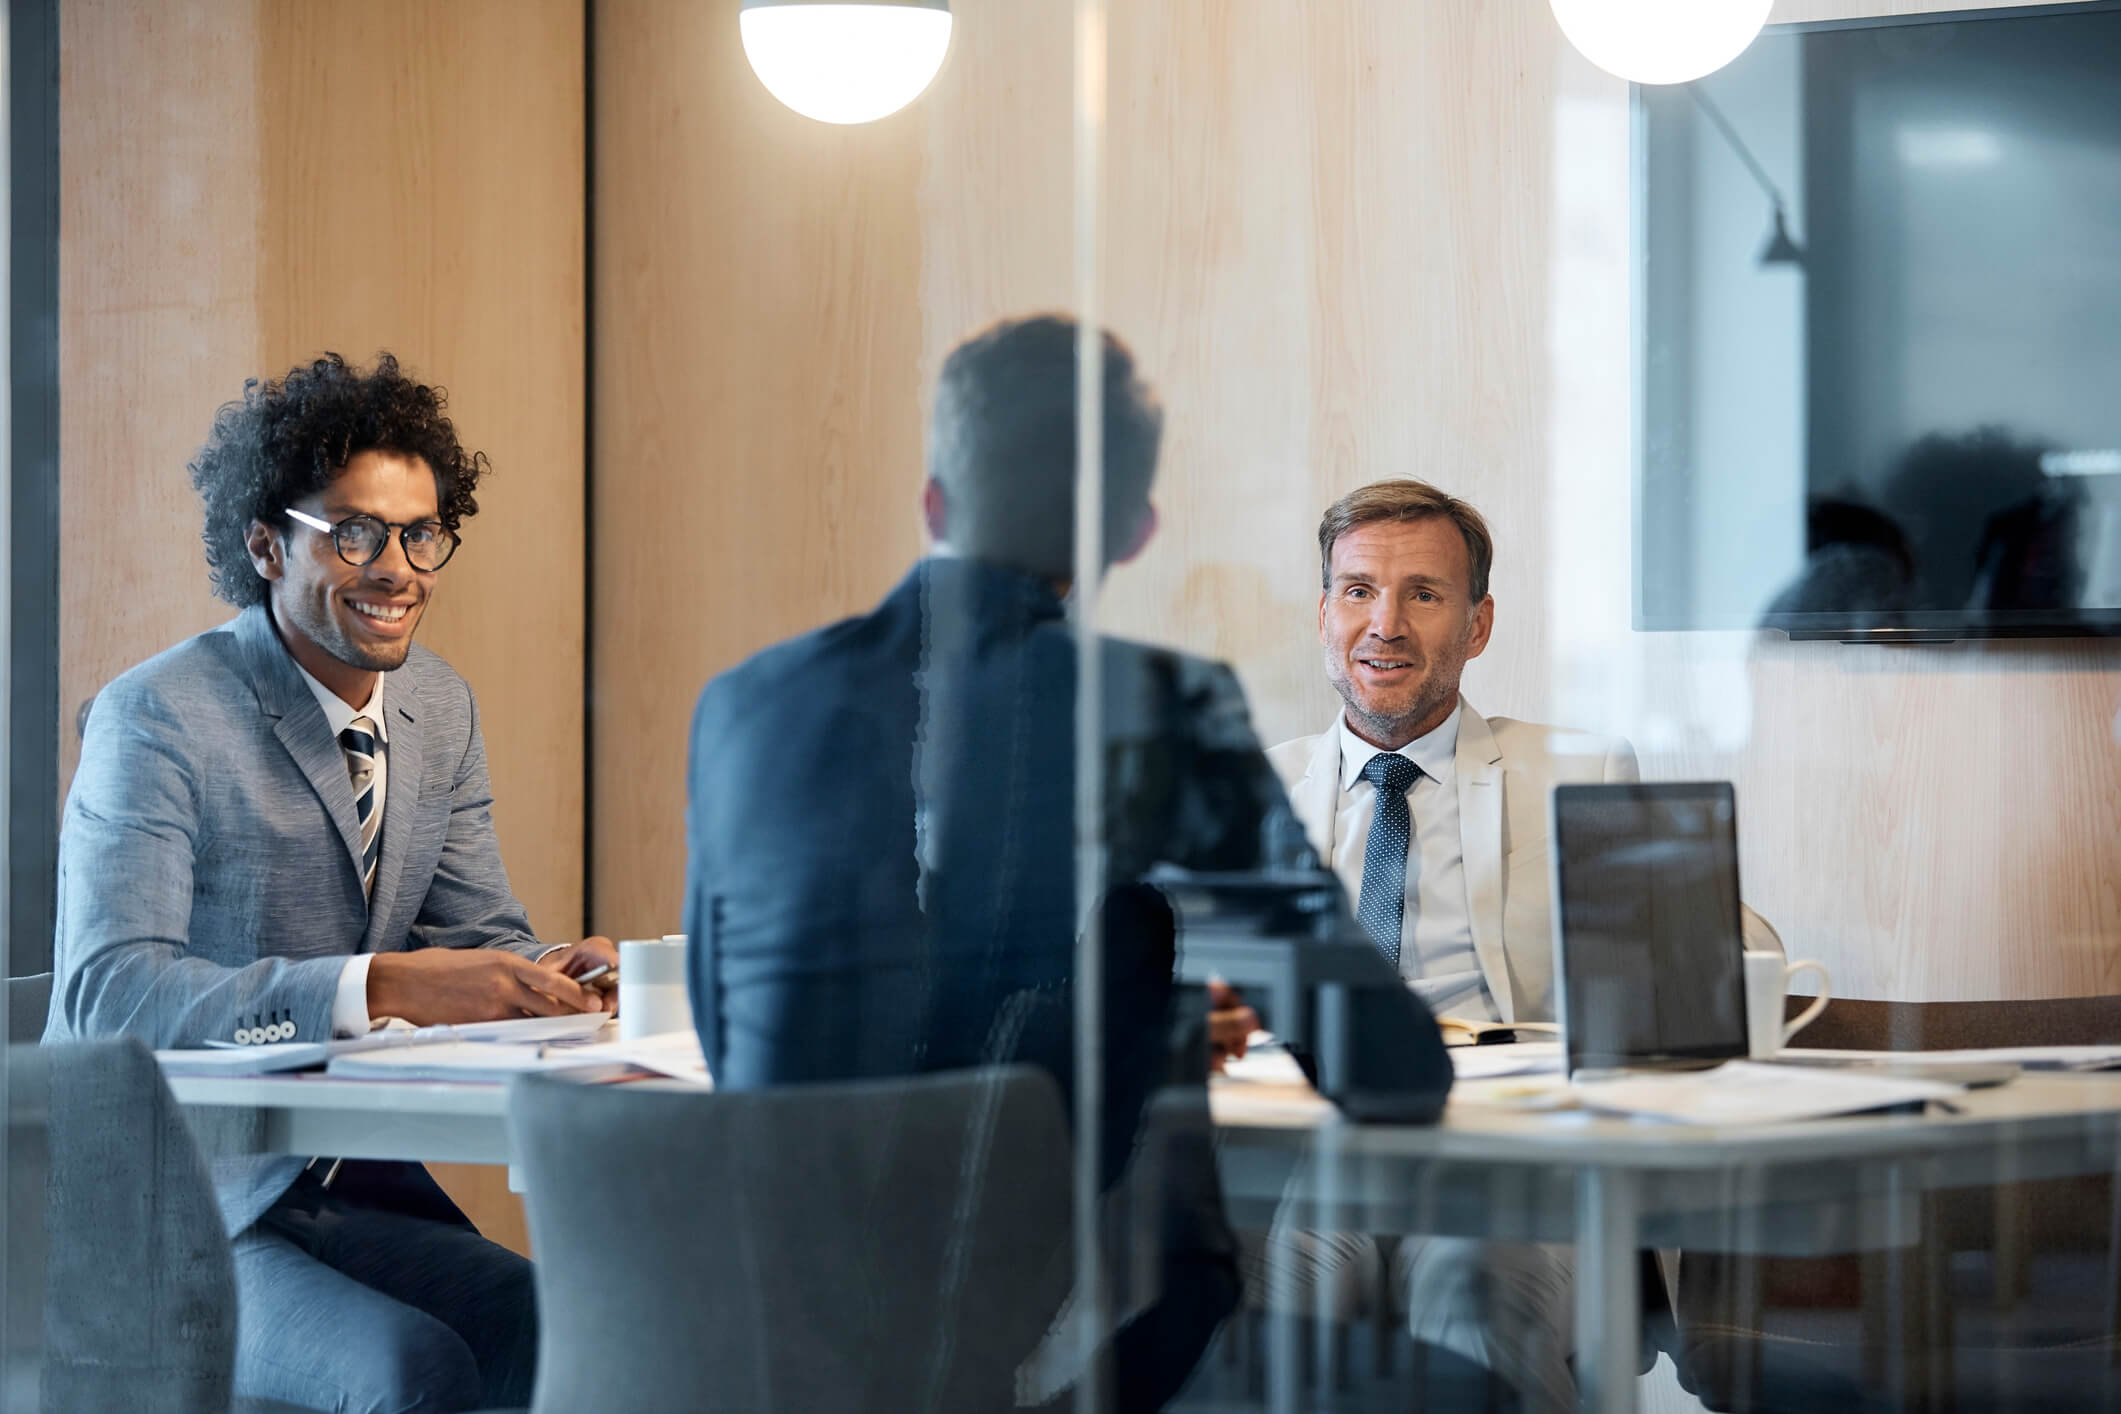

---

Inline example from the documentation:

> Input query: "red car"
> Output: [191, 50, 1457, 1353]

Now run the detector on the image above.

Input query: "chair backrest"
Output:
[1790, 993, 2121, 1051]
[510, 1065, 1075, 1414]
[10, 971, 53, 1044]
[19, 1037, 237, 1413]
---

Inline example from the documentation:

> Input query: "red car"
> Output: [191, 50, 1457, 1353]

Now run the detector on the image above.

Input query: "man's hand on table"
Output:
[367, 947, 604, 1026]
[1207, 979, 1261, 1075]
[538, 936, 621, 1014]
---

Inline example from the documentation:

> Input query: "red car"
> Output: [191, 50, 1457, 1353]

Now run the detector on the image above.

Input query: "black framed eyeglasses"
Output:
[284, 508, 460, 572]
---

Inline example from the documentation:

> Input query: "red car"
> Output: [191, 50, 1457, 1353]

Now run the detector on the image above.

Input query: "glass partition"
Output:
[1085, 3, 2121, 1412]
[17, 2, 2121, 1412]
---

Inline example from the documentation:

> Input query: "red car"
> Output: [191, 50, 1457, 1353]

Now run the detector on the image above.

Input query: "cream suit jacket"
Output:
[1266, 695, 1782, 1023]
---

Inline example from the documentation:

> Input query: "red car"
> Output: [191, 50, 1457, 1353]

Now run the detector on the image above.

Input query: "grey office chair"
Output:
[8, 1037, 324, 1414]
[509, 1065, 1076, 1414]
[12, 1037, 237, 1412]
[1674, 995, 2121, 1413]
[9, 970, 53, 1042]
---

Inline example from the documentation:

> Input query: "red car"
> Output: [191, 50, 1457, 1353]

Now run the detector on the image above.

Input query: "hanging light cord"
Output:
[1689, 83, 1793, 219]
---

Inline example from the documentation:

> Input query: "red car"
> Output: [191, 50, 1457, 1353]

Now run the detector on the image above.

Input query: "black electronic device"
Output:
[1550, 782, 1749, 1075]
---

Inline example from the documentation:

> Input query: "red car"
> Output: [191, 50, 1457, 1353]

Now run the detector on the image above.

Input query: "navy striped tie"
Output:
[340, 717, 381, 902]
[1355, 752, 1421, 968]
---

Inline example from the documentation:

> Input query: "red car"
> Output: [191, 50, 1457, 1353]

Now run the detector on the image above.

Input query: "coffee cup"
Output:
[618, 936, 692, 1041]
[1744, 950, 1831, 1058]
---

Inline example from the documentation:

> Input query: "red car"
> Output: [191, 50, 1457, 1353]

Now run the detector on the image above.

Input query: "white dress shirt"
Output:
[1329, 705, 1494, 1020]
[295, 666, 388, 1038]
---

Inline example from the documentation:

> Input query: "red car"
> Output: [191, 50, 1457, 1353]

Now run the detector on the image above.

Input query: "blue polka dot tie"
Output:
[1355, 752, 1422, 968]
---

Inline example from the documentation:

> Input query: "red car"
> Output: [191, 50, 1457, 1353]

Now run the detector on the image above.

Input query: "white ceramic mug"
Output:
[1744, 950, 1831, 1058]
[618, 936, 691, 1041]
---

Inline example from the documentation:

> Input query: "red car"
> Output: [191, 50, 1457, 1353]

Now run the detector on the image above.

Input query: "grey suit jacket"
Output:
[46, 602, 546, 1233]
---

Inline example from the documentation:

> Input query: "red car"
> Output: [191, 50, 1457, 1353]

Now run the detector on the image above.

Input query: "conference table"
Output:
[168, 1063, 2121, 1414]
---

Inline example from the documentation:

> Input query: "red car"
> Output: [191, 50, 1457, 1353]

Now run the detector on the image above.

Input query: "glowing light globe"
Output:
[740, 1, 953, 126]
[1549, 0, 1772, 86]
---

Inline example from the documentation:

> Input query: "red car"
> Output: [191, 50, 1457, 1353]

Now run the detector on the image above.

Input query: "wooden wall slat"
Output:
[258, 0, 587, 948]
[59, 0, 267, 790]
[590, 0, 2121, 1006]
[591, 0, 927, 940]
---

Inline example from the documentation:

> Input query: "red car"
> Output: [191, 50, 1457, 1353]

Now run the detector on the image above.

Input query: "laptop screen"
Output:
[1551, 782, 1748, 1072]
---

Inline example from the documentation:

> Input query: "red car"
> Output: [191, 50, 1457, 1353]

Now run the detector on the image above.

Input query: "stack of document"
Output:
[1573, 1061, 1964, 1125]
[1451, 1042, 1563, 1080]
[156, 1013, 617, 1077]
[325, 1026, 713, 1087]
[325, 1041, 635, 1084]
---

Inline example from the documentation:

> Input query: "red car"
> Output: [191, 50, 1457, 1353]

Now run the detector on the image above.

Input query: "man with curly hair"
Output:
[47, 352, 616, 1413]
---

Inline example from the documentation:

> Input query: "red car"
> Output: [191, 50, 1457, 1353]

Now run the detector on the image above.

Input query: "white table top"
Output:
[166, 1064, 2121, 1260]
[169, 1072, 512, 1117]
[170, 1065, 2121, 1171]
[1205, 1069, 2121, 1169]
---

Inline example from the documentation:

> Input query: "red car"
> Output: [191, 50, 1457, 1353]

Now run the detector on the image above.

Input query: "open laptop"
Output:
[1549, 782, 1750, 1078]
[1547, 784, 2018, 1096]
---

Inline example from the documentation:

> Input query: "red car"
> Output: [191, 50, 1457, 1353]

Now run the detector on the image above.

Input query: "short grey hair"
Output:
[927, 314, 1162, 579]
[1317, 479, 1494, 601]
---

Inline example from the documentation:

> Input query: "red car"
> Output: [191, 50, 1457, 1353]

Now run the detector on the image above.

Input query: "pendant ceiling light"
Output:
[1549, 0, 1772, 86]
[740, 0, 953, 126]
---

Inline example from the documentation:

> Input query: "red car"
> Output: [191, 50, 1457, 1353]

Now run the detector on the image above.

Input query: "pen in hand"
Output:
[573, 963, 619, 993]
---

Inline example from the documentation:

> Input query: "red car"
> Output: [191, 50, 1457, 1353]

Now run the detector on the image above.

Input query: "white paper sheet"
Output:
[1572, 1061, 1963, 1125]
[561, 1030, 713, 1087]
[1450, 1042, 1565, 1080]
[325, 1041, 635, 1084]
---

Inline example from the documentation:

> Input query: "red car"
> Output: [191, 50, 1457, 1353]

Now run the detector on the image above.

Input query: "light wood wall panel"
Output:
[592, 0, 928, 939]
[62, 0, 585, 1255]
[593, 0, 2121, 1004]
[1093, 0, 1561, 738]
[60, 0, 267, 790]
[255, 0, 588, 949]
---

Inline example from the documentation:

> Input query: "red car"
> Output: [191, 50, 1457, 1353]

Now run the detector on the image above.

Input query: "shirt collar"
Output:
[294, 663, 389, 744]
[1337, 702, 1460, 793]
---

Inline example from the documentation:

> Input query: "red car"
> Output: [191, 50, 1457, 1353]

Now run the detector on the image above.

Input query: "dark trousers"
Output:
[230, 1161, 537, 1414]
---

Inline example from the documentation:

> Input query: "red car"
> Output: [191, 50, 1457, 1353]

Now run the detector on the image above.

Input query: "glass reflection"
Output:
[1637, 3, 2121, 638]
[685, 316, 1453, 1408]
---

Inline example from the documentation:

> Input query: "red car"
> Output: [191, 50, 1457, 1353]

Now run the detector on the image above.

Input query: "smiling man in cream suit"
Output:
[1270, 479, 1779, 1025]
[1249, 479, 1779, 1413]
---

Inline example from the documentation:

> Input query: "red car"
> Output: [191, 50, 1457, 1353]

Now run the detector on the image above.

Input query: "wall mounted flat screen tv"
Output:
[1635, 1, 2121, 639]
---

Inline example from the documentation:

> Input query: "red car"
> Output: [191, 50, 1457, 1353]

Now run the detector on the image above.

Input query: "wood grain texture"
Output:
[591, 0, 927, 939]
[59, 0, 267, 790]
[258, 0, 587, 947]
[1091, 0, 1560, 741]
[63, 0, 585, 1253]
[592, 0, 2121, 1006]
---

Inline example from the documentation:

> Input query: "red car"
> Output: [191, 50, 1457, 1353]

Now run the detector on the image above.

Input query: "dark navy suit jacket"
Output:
[683, 556, 1450, 1408]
